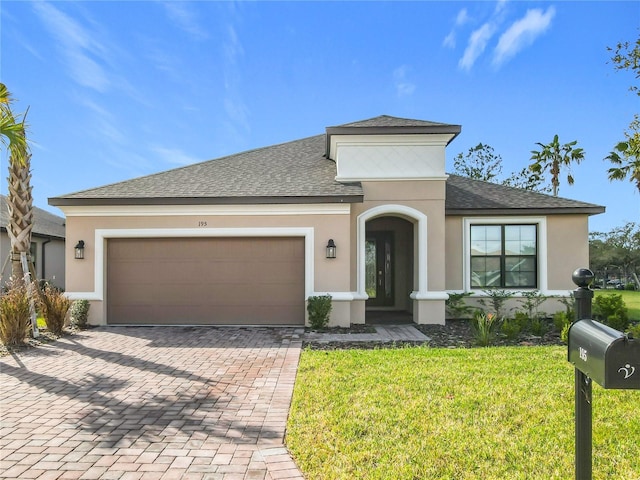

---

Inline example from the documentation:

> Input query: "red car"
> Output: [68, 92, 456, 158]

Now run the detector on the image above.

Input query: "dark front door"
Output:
[365, 232, 394, 306]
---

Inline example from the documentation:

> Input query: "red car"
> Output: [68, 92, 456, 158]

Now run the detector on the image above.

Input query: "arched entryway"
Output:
[357, 205, 428, 324]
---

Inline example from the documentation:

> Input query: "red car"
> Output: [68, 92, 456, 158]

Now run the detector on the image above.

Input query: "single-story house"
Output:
[48, 116, 604, 327]
[1, 194, 66, 290]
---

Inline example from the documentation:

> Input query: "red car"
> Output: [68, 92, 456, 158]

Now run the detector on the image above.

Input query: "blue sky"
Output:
[1, 0, 638, 233]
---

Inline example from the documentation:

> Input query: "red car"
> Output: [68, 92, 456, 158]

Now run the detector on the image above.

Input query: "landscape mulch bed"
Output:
[303, 319, 564, 350]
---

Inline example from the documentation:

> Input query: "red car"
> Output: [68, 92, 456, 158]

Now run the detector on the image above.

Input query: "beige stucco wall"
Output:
[444, 216, 464, 290]
[443, 213, 592, 319]
[545, 214, 591, 290]
[62, 207, 353, 325]
[350, 180, 447, 292]
[444, 213, 591, 294]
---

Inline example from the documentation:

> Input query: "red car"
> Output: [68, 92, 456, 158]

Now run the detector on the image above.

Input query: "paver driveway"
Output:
[0, 327, 305, 480]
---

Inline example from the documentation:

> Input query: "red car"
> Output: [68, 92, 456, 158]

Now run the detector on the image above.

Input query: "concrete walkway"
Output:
[0, 324, 429, 479]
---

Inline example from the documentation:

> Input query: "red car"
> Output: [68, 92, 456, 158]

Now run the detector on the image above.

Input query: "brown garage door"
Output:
[107, 237, 305, 325]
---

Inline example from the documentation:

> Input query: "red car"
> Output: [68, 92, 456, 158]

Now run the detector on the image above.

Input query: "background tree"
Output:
[502, 166, 552, 193]
[529, 135, 585, 197]
[0, 83, 33, 283]
[452, 143, 503, 182]
[590, 221, 640, 289]
[605, 34, 640, 192]
[453, 142, 552, 193]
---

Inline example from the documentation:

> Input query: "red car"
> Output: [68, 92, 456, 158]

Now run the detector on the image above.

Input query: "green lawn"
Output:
[595, 289, 640, 321]
[287, 346, 639, 479]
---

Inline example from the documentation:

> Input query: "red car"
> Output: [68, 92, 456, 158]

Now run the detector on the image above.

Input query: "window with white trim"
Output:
[470, 224, 537, 288]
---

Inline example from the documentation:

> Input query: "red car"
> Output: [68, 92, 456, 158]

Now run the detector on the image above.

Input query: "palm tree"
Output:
[605, 116, 640, 193]
[0, 83, 34, 284]
[529, 135, 585, 197]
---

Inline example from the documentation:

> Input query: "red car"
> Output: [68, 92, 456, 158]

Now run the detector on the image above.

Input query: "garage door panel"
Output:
[107, 237, 305, 325]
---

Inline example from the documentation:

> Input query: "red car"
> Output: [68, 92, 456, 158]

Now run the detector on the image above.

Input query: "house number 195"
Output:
[198, 221, 208, 227]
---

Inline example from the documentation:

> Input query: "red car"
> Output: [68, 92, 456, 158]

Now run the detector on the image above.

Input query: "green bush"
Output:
[593, 293, 629, 331]
[628, 322, 640, 338]
[69, 299, 90, 328]
[528, 317, 549, 336]
[445, 292, 475, 319]
[519, 290, 548, 320]
[307, 295, 332, 330]
[40, 283, 71, 335]
[561, 323, 570, 344]
[553, 310, 571, 333]
[479, 289, 513, 320]
[625, 283, 636, 291]
[500, 317, 521, 340]
[0, 282, 31, 346]
[471, 311, 498, 346]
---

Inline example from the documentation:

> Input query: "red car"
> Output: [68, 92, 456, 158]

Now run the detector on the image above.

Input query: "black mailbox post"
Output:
[567, 268, 640, 480]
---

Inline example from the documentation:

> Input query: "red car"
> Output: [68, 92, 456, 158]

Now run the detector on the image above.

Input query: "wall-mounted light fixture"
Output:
[326, 239, 336, 259]
[74, 240, 85, 260]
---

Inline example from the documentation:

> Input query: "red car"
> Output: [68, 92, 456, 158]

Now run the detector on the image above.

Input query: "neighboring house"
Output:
[1, 194, 66, 290]
[48, 116, 604, 327]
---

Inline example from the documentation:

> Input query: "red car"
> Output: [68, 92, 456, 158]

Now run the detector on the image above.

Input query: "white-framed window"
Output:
[464, 217, 547, 291]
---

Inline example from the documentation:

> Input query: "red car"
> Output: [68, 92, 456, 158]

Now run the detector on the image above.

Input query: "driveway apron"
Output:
[0, 327, 305, 480]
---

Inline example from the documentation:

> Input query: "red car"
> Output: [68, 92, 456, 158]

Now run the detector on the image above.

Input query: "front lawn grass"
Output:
[595, 289, 640, 321]
[287, 346, 639, 479]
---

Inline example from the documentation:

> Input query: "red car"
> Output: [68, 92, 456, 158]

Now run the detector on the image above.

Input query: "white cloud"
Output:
[459, 23, 496, 71]
[162, 1, 209, 41]
[393, 66, 416, 97]
[78, 97, 126, 145]
[32, 2, 111, 92]
[443, 8, 471, 48]
[493, 6, 555, 67]
[456, 8, 471, 26]
[151, 146, 202, 166]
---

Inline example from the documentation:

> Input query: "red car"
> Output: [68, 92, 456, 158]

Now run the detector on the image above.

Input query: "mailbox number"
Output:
[579, 347, 588, 362]
[198, 221, 208, 227]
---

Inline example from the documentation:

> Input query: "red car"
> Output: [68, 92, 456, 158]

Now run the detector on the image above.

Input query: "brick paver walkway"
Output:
[0, 327, 305, 480]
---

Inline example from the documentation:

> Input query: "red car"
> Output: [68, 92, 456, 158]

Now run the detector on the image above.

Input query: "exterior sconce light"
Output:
[326, 239, 336, 259]
[74, 240, 85, 260]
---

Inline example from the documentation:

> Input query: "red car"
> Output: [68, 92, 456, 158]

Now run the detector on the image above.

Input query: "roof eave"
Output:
[445, 206, 606, 216]
[49, 195, 364, 207]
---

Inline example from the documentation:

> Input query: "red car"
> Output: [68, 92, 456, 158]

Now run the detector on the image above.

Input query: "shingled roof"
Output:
[1, 195, 65, 239]
[49, 134, 363, 206]
[445, 175, 604, 215]
[48, 115, 604, 216]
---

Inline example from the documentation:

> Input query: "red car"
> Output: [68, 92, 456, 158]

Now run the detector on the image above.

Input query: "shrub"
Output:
[479, 289, 513, 320]
[445, 292, 475, 319]
[628, 322, 640, 338]
[519, 290, 548, 320]
[471, 311, 498, 346]
[561, 323, 570, 344]
[625, 282, 636, 291]
[69, 299, 91, 328]
[558, 292, 575, 321]
[500, 317, 521, 340]
[307, 295, 332, 330]
[593, 294, 629, 331]
[553, 310, 571, 333]
[40, 283, 71, 335]
[0, 282, 31, 346]
[528, 317, 549, 336]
